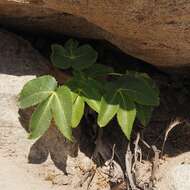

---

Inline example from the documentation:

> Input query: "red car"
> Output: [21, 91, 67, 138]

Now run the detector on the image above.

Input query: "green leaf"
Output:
[71, 45, 97, 70]
[51, 40, 97, 70]
[138, 73, 160, 96]
[83, 64, 114, 78]
[66, 77, 102, 112]
[71, 93, 85, 128]
[29, 96, 53, 139]
[51, 44, 71, 69]
[51, 86, 73, 140]
[117, 92, 136, 140]
[117, 75, 159, 106]
[82, 79, 102, 112]
[64, 39, 79, 51]
[126, 70, 160, 97]
[19, 75, 57, 109]
[136, 104, 153, 126]
[98, 92, 119, 127]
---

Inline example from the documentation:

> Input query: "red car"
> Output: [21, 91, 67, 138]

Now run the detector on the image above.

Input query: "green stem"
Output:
[108, 72, 123, 76]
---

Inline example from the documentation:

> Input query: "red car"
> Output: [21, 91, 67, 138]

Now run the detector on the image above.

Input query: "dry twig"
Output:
[132, 132, 142, 173]
[161, 119, 184, 157]
[150, 145, 160, 188]
[125, 143, 140, 190]
[100, 144, 124, 183]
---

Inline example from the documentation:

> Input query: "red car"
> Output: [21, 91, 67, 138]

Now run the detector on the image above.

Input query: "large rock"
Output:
[156, 152, 190, 190]
[0, 0, 190, 68]
[169, 164, 190, 190]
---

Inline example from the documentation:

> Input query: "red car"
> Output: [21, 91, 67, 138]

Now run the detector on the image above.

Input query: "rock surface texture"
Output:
[0, 0, 189, 68]
[169, 164, 190, 190]
[156, 152, 190, 190]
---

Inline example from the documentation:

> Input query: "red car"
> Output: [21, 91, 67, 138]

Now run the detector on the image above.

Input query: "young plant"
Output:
[19, 75, 73, 140]
[19, 39, 160, 141]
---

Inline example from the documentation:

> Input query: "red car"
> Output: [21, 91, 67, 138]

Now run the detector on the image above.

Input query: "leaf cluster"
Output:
[19, 39, 160, 141]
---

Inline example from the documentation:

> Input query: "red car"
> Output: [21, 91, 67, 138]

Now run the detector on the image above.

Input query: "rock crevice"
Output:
[0, 0, 189, 68]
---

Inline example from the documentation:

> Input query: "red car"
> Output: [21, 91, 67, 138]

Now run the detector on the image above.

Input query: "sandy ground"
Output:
[0, 157, 55, 190]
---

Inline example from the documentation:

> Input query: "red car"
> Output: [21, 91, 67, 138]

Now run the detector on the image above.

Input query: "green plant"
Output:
[19, 39, 160, 141]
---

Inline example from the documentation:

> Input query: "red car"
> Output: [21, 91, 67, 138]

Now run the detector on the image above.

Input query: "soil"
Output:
[0, 28, 190, 190]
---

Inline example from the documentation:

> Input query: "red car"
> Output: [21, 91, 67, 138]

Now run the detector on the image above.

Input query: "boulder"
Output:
[156, 152, 190, 190]
[0, 0, 189, 68]
[168, 164, 190, 190]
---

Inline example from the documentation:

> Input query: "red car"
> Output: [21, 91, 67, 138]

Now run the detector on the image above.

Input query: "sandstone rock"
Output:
[0, 29, 49, 126]
[156, 152, 190, 190]
[0, 0, 189, 68]
[168, 164, 190, 190]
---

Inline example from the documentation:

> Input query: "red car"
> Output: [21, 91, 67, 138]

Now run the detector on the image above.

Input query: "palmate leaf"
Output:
[97, 78, 157, 139]
[51, 86, 73, 141]
[71, 45, 97, 70]
[83, 64, 114, 78]
[97, 85, 136, 139]
[116, 75, 159, 106]
[66, 77, 102, 113]
[126, 70, 160, 96]
[117, 92, 136, 140]
[51, 39, 98, 70]
[97, 81, 119, 127]
[29, 95, 53, 139]
[51, 44, 71, 69]
[82, 79, 102, 112]
[97, 82, 120, 127]
[136, 104, 153, 126]
[19, 75, 57, 109]
[28, 85, 73, 140]
[124, 71, 158, 127]
[97, 91, 119, 127]
[139, 74, 160, 96]
[71, 92, 85, 128]
[66, 77, 102, 128]
[64, 39, 79, 51]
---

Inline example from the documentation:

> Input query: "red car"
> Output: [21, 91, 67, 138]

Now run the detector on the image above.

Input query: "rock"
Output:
[156, 152, 190, 190]
[0, 29, 49, 127]
[168, 164, 190, 190]
[0, 1, 189, 68]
